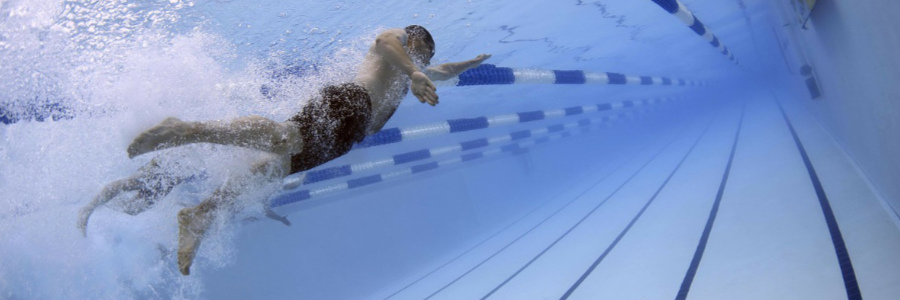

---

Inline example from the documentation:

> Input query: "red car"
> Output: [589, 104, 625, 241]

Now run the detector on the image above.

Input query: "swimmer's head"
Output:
[404, 25, 435, 66]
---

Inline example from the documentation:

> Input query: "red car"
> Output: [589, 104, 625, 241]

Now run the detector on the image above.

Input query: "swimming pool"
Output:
[2, 0, 899, 299]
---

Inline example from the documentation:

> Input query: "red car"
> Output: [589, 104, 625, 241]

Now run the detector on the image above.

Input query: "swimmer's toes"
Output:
[126, 141, 144, 158]
[77, 221, 87, 237]
[127, 135, 157, 158]
[178, 252, 193, 275]
[77, 208, 92, 237]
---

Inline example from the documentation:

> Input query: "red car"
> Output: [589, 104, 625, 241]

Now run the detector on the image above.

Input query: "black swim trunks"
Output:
[287, 83, 372, 174]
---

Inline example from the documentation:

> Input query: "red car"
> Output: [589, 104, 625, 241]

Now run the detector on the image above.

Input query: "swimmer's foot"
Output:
[77, 206, 95, 237]
[128, 117, 194, 158]
[282, 172, 306, 190]
[177, 206, 212, 276]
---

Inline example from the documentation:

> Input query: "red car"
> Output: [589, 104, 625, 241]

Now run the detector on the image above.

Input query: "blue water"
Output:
[1, 0, 868, 299]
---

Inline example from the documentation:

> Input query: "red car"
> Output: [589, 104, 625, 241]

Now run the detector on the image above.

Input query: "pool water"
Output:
[2, 0, 899, 299]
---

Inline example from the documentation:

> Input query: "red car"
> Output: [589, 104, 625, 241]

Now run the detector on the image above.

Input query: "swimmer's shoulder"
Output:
[374, 28, 408, 47]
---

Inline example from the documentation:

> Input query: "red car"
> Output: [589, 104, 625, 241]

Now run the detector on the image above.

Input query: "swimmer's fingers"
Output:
[425, 80, 438, 105]
[467, 54, 492, 72]
[428, 91, 439, 106]
[420, 88, 438, 106]
[413, 85, 438, 106]
[411, 71, 438, 106]
[413, 88, 426, 103]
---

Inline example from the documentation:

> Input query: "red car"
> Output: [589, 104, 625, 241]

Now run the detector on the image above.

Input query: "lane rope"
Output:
[271, 105, 666, 208]
[355, 97, 682, 149]
[291, 100, 681, 187]
[650, 0, 739, 64]
[434, 64, 705, 87]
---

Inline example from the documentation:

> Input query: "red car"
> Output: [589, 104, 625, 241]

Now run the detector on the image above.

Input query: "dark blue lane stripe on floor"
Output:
[776, 100, 862, 300]
[420, 130, 677, 300]
[559, 116, 715, 300]
[381, 137, 640, 300]
[675, 104, 746, 300]
[420, 138, 661, 300]
[477, 125, 699, 300]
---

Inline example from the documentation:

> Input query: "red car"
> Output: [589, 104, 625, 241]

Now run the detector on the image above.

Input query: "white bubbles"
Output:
[0, 0, 388, 297]
[0, 0, 405, 296]
[1, 0, 262, 298]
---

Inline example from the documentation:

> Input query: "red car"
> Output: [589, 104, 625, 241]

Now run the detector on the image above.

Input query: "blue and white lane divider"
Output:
[271, 107, 657, 208]
[287, 103, 668, 188]
[356, 97, 680, 149]
[650, 0, 739, 64]
[434, 64, 704, 87]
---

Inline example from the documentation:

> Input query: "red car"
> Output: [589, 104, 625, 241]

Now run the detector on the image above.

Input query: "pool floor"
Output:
[370, 91, 900, 300]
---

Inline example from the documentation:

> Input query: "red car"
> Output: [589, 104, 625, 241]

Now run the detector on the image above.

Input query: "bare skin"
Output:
[357, 28, 491, 133]
[78, 157, 290, 237]
[116, 27, 491, 275]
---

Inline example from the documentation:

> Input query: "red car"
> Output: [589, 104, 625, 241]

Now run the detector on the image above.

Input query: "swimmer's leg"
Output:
[79, 158, 189, 236]
[121, 159, 183, 215]
[120, 183, 177, 215]
[127, 116, 303, 158]
[78, 176, 143, 236]
[177, 152, 289, 275]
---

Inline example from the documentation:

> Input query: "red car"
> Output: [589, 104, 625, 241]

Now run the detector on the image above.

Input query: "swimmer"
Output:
[109, 25, 491, 275]
[78, 157, 291, 237]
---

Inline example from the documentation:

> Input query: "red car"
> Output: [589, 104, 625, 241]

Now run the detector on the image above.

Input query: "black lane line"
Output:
[477, 119, 710, 300]
[422, 131, 674, 300]
[776, 99, 862, 300]
[421, 124, 686, 300]
[558, 115, 716, 300]
[383, 132, 643, 300]
[409, 103, 679, 300]
[674, 103, 746, 300]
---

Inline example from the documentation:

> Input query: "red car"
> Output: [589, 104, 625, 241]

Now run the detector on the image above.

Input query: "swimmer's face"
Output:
[407, 37, 434, 67]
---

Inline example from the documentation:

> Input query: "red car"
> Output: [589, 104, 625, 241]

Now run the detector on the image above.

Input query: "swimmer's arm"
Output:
[374, 29, 438, 105]
[425, 54, 492, 81]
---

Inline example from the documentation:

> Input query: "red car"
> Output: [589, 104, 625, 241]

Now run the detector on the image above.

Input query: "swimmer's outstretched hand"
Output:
[470, 53, 492, 66]
[411, 71, 438, 106]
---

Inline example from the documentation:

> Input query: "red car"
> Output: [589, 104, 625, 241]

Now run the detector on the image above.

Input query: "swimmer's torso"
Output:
[353, 30, 412, 135]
